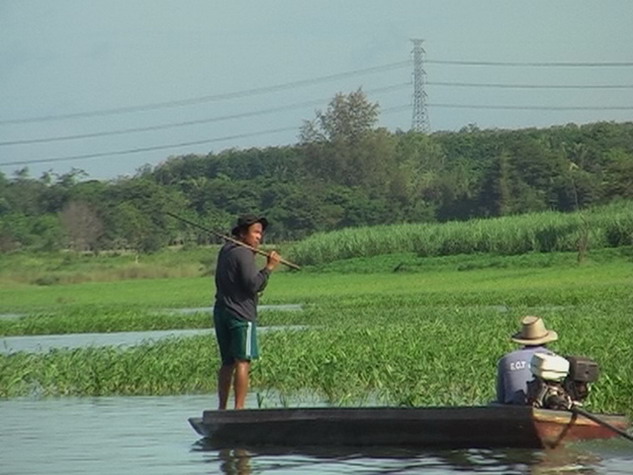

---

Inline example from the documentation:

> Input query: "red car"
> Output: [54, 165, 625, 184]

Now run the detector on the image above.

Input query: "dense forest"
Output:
[1, 90, 632, 253]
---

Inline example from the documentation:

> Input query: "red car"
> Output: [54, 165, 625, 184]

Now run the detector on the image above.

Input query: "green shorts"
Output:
[213, 306, 259, 365]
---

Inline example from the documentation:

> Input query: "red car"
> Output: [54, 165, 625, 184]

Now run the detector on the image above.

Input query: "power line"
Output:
[426, 103, 633, 111]
[427, 81, 633, 89]
[0, 61, 411, 125]
[4, 101, 631, 168]
[0, 127, 299, 167]
[0, 100, 327, 147]
[3, 58, 631, 126]
[380, 103, 633, 115]
[4, 50, 633, 168]
[6, 79, 632, 147]
[426, 59, 633, 67]
[0, 83, 411, 147]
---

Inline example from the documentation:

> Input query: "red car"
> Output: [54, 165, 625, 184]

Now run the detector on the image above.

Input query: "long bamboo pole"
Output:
[166, 212, 301, 270]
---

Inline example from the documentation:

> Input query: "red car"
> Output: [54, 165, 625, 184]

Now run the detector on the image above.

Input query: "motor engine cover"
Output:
[567, 356, 599, 383]
[530, 353, 570, 381]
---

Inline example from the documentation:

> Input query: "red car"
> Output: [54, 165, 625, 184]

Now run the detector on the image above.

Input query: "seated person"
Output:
[496, 316, 559, 405]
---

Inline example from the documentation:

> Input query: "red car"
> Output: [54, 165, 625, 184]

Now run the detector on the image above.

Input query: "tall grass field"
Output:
[288, 201, 633, 265]
[1, 204, 632, 417]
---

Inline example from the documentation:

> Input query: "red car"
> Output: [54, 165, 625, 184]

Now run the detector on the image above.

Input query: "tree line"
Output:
[1, 90, 632, 253]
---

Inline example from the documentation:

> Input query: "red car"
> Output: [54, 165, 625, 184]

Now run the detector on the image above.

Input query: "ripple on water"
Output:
[1, 395, 632, 474]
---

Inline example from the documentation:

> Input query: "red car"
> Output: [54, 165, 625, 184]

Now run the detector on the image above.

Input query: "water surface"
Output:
[0, 325, 306, 354]
[0, 328, 209, 354]
[1, 395, 632, 474]
[0, 303, 304, 321]
[0, 304, 305, 354]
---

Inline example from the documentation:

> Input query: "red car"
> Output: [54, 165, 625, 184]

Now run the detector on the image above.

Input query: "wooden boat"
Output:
[188, 405, 630, 449]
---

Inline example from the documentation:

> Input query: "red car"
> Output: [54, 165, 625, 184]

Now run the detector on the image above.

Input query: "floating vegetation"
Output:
[1, 299, 631, 418]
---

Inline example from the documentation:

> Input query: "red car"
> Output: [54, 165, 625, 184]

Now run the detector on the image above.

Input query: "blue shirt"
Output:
[496, 345, 555, 405]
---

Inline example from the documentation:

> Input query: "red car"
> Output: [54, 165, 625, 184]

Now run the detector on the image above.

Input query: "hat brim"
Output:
[232, 217, 268, 235]
[511, 330, 558, 346]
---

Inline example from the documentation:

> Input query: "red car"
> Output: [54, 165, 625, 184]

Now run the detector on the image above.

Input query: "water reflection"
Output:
[217, 448, 253, 475]
[0, 394, 629, 474]
[192, 439, 609, 474]
[430, 447, 603, 474]
[0, 325, 307, 354]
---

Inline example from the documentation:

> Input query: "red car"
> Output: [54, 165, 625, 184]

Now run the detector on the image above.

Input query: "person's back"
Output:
[496, 316, 559, 405]
[496, 345, 554, 404]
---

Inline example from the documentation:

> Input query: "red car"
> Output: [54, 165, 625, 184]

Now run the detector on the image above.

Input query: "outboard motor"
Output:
[527, 354, 600, 410]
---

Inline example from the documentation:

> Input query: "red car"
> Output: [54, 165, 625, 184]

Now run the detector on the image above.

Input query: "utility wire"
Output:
[4, 101, 632, 168]
[0, 83, 410, 147]
[381, 103, 633, 112]
[0, 100, 327, 147]
[0, 127, 299, 167]
[427, 81, 633, 89]
[427, 103, 633, 111]
[378, 104, 633, 115]
[426, 59, 633, 67]
[2, 58, 632, 125]
[5, 79, 633, 147]
[0, 61, 411, 125]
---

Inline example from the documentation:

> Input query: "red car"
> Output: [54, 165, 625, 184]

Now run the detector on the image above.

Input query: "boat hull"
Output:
[188, 405, 630, 449]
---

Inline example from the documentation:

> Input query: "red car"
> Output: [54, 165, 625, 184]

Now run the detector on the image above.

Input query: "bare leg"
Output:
[233, 360, 251, 409]
[218, 364, 234, 410]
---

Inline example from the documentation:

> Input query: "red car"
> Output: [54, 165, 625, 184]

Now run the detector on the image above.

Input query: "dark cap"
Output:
[231, 214, 269, 236]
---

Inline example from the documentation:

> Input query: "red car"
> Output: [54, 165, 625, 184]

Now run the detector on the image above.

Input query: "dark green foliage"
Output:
[1, 118, 632, 251]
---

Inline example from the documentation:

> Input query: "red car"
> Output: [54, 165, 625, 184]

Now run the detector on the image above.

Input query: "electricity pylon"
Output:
[411, 39, 430, 133]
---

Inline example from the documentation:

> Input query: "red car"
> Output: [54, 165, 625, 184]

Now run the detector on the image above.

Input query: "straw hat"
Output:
[511, 316, 558, 345]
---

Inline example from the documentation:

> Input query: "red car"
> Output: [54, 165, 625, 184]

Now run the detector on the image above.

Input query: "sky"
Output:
[1, 1, 632, 180]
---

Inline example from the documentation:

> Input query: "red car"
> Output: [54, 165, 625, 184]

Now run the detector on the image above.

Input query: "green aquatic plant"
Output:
[1, 300, 631, 419]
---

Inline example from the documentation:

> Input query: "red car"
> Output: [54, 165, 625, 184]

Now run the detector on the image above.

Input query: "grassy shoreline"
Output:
[1, 243, 631, 417]
[2, 301, 631, 417]
[1, 247, 631, 314]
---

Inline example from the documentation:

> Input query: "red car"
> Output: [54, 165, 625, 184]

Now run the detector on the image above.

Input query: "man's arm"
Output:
[234, 247, 271, 294]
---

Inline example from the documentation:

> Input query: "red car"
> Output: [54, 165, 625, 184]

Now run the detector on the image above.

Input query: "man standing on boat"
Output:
[496, 316, 559, 405]
[214, 214, 281, 410]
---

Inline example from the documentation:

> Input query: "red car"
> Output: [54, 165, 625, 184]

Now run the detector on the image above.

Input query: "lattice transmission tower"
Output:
[411, 39, 430, 133]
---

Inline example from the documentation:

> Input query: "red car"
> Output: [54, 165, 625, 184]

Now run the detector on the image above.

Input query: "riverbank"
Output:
[1, 249, 631, 418]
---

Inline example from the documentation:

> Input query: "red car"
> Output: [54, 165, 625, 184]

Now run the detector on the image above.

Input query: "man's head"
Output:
[231, 214, 268, 249]
[511, 315, 558, 346]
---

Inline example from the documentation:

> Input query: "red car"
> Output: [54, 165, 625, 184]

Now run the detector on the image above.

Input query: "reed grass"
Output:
[0, 335, 216, 397]
[254, 301, 633, 414]
[0, 308, 212, 337]
[288, 201, 633, 265]
[1, 301, 631, 418]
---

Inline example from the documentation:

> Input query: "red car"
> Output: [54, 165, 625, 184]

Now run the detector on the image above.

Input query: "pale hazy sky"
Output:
[1, 1, 632, 180]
